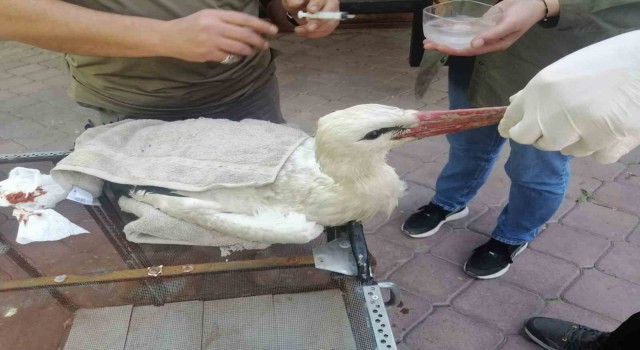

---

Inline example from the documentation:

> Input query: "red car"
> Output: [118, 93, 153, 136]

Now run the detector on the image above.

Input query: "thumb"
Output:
[498, 91, 525, 139]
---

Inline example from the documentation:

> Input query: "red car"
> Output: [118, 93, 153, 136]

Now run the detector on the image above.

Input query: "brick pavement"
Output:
[2, 28, 640, 349]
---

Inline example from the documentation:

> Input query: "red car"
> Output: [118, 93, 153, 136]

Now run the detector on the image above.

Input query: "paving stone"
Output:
[373, 214, 452, 252]
[404, 307, 503, 350]
[0, 139, 27, 154]
[449, 201, 489, 230]
[0, 96, 38, 111]
[0, 291, 74, 350]
[6, 63, 46, 76]
[24, 67, 64, 81]
[537, 300, 620, 332]
[386, 289, 433, 341]
[453, 281, 544, 333]
[43, 75, 70, 87]
[571, 157, 626, 181]
[614, 163, 640, 188]
[387, 151, 424, 177]
[565, 175, 602, 200]
[548, 198, 577, 223]
[594, 182, 640, 215]
[404, 161, 446, 189]
[397, 181, 435, 214]
[0, 255, 31, 280]
[468, 206, 502, 236]
[390, 254, 472, 304]
[629, 225, 640, 246]
[499, 335, 540, 350]
[0, 76, 32, 89]
[502, 249, 579, 299]
[562, 202, 638, 240]
[14, 128, 69, 149]
[564, 269, 640, 321]
[597, 241, 640, 285]
[126, 301, 203, 350]
[476, 169, 511, 207]
[394, 137, 449, 163]
[618, 146, 640, 165]
[9, 81, 51, 95]
[0, 267, 11, 281]
[363, 209, 400, 234]
[529, 225, 610, 268]
[430, 229, 489, 266]
[366, 235, 414, 279]
[0, 113, 50, 140]
[0, 89, 17, 101]
[64, 305, 133, 350]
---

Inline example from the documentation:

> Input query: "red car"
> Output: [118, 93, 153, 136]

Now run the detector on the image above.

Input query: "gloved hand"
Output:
[499, 30, 640, 164]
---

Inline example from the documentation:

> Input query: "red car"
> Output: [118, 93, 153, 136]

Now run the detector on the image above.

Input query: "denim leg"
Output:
[431, 56, 506, 212]
[492, 140, 572, 245]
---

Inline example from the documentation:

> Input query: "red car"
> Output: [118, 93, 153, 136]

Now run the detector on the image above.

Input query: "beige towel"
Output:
[51, 118, 309, 196]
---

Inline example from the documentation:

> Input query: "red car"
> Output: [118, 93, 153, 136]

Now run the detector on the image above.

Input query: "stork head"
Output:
[315, 104, 419, 159]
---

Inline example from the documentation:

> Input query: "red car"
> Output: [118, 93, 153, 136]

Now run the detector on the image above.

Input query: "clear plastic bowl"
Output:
[423, 0, 502, 49]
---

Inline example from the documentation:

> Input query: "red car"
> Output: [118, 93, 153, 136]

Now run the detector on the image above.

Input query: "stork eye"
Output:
[362, 130, 382, 140]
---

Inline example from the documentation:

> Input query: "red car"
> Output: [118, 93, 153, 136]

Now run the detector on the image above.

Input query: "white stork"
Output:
[126, 104, 505, 244]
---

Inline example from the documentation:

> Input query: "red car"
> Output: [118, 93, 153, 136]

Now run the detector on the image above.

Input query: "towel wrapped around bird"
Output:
[40, 104, 504, 249]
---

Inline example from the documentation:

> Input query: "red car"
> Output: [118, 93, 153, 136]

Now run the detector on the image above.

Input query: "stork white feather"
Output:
[131, 104, 420, 244]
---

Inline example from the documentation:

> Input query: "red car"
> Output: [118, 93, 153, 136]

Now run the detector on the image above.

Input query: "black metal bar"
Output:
[0, 151, 70, 164]
[0, 233, 77, 311]
[346, 221, 373, 283]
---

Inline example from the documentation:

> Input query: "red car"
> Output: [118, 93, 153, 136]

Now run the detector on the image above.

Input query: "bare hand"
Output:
[282, 0, 340, 38]
[163, 9, 279, 62]
[423, 0, 548, 56]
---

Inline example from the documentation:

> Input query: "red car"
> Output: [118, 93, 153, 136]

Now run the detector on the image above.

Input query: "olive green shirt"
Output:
[62, 0, 274, 117]
[470, 0, 640, 107]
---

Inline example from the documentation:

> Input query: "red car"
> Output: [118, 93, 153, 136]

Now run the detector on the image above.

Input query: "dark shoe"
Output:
[401, 202, 469, 238]
[524, 317, 610, 350]
[463, 238, 527, 279]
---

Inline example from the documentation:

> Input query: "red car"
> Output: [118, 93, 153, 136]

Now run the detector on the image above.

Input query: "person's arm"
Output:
[0, 0, 278, 62]
[423, 0, 640, 56]
[498, 30, 640, 164]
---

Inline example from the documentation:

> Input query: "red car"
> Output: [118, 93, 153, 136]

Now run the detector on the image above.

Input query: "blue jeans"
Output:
[431, 56, 572, 245]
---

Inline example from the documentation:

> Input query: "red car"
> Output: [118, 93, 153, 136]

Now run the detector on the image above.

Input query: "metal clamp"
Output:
[378, 281, 401, 307]
[364, 284, 397, 350]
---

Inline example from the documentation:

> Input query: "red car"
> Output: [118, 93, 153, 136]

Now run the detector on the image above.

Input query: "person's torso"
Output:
[469, 0, 640, 107]
[63, 0, 274, 117]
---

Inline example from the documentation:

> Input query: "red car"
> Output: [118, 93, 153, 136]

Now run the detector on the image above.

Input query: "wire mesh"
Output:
[0, 158, 380, 350]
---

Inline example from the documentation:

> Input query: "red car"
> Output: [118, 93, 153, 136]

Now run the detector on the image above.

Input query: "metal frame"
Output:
[0, 152, 398, 349]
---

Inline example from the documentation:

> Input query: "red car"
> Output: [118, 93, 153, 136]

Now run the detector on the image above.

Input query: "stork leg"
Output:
[130, 190, 323, 244]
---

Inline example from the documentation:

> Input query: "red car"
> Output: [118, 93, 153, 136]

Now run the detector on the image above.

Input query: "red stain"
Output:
[4, 187, 46, 205]
[397, 301, 404, 308]
[400, 308, 410, 315]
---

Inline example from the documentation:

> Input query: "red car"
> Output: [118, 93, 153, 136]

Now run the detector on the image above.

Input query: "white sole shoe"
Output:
[463, 242, 528, 280]
[402, 206, 470, 238]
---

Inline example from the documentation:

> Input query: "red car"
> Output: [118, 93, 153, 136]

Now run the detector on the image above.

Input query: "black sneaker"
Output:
[463, 238, 527, 279]
[524, 317, 610, 350]
[401, 202, 469, 238]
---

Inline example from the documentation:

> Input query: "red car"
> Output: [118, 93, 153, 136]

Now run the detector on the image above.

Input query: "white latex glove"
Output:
[499, 30, 640, 164]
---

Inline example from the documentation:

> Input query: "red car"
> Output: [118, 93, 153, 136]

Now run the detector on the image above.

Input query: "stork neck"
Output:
[316, 149, 388, 183]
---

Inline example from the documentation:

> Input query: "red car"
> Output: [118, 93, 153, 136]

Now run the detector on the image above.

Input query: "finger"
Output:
[217, 38, 255, 57]
[220, 25, 270, 50]
[592, 137, 640, 164]
[315, 0, 339, 11]
[307, 0, 324, 13]
[282, 0, 306, 11]
[223, 12, 279, 35]
[470, 19, 520, 49]
[498, 91, 525, 138]
[508, 114, 543, 146]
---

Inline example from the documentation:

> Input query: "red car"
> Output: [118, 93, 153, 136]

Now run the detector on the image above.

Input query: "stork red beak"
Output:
[395, 106, 507, 139]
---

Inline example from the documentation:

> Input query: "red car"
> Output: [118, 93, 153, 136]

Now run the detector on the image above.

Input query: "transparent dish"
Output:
[423, 0, 502, 49]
